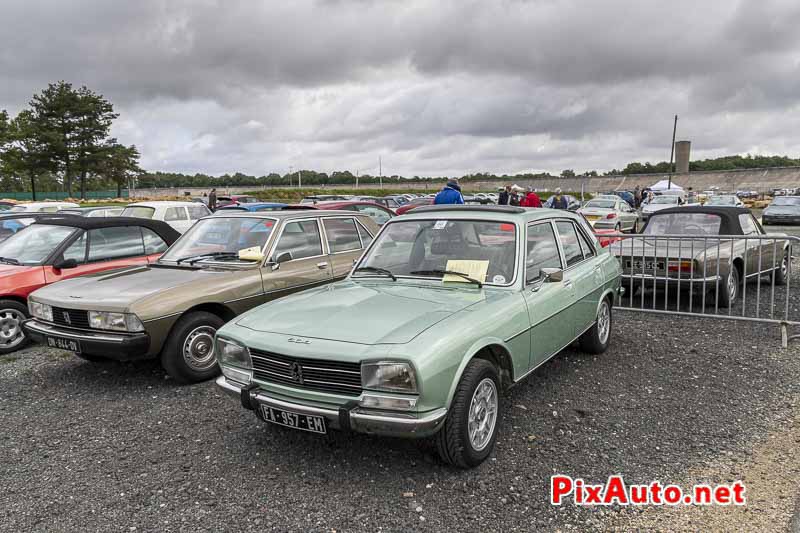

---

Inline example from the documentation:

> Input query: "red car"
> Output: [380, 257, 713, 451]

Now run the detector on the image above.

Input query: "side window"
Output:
[62, 231, 88, 264]
[356, 205, 392, 225]
[555, 221, 584, 267]
[164, 207, 188, 221]
[272, 220, 323, 261]
[739, 214, 758, 235]
[88, 227, 145, 262]
[576, 226, 596, 258]
[187, 205, 210, 220]
[356, 220, 374, 247]
[142, 228, 169, 254]
[526, 223, 562, 283]
[323, 218, 362, 253]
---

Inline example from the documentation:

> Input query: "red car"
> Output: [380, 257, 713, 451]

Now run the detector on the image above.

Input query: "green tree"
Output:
[560, 169, 576, 178]
[1, 110, 53, 199]
[94, 142, 142, 197]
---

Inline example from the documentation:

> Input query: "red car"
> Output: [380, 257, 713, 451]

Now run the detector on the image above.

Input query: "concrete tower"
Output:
[675, 140, 691, 173]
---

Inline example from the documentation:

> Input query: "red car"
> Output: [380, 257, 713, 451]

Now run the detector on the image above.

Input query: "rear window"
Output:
[121, 206, 155, 219]
[644, 213, 722, 236]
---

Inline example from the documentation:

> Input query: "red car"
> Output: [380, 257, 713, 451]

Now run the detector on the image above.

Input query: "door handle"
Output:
[316, 262, 329, 270]
[563, 280, 573, 289]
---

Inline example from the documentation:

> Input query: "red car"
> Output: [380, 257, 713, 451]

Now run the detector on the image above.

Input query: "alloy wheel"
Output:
[0, 308, 25, 349]
[468, 378, 498, 452]
[597, 301, 611, 344]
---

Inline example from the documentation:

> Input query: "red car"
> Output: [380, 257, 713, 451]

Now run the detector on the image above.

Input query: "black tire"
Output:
[0, 299, 30, 355]
[161, 311, 225, 383]
[718, 264, 740, 308]
[579, 297, 612, 354]
[774, 250, 789, 286]
[435, 359, 500, 468]
[76, 353, 108, 362]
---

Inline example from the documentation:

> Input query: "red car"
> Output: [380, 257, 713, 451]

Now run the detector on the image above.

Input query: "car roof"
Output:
[203, 209, 370, 221]
[31, 216, 181, 244]
[401, 205, 581, 223]
[125, 201, 199, 207]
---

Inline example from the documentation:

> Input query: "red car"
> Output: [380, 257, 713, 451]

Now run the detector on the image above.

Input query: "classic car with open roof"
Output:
[24, 211, 379, 383]
[610, 206, 789, 307]
[215, 206, 622, 467]
[0, 216, 179, 354]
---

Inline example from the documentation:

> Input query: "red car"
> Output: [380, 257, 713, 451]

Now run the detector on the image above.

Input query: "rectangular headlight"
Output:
[29, 300, 53, 322]
[361, 362, 417, 393]
[216, 337, 252, 369]
[88, 311, 145, 332]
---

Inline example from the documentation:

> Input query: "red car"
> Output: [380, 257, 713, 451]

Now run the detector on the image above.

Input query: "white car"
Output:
[9, 201, 79, 213]
[705, 195, 745, 208]
[120, 201, 211, 233]
[641, 195, 683, 222]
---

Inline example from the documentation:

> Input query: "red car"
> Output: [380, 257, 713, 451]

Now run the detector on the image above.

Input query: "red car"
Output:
[594, 228, 622, 248]
[396, 197, 434, 215]
[0, 216, 179, 354]
[284, 201, 395, 226]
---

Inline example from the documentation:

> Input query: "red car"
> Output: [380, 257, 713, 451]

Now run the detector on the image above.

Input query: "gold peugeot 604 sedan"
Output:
[24, 211, 379, 383]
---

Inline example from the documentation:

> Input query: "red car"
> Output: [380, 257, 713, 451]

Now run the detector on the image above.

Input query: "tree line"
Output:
[0, 81, 141, 199]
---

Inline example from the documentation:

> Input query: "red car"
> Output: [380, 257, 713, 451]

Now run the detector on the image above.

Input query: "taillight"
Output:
[606, 213, 617, 219]
[667, 260, 694, 272]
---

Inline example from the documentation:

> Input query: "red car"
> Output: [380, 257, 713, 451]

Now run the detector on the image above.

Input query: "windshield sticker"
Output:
[443, 260, 489, 284]
[499, 223, 515, 232]
[492, 274, 506, 284]
[238, 246, 264, 261]
[433, 220, 447, 230]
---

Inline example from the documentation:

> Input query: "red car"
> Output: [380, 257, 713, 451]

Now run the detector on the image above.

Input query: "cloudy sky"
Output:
[3, 0, 800, 177]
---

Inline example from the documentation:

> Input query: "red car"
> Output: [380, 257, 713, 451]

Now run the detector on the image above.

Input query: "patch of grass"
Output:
[0, 355, 20, 364]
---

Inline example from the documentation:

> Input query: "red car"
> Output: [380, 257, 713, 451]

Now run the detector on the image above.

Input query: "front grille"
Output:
[250, 349, 362, 397]
[51, 307, 91, 329]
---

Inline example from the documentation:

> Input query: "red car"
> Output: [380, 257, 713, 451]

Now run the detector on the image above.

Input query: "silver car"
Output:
[578, 197, 639, 232]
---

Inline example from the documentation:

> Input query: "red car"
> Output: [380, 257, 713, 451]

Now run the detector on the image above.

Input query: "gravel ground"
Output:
[2, 221, 800, 532]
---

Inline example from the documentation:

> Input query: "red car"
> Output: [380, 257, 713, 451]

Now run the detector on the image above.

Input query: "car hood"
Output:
[235, 280, 485, 345]
[32, 264, 254, 311]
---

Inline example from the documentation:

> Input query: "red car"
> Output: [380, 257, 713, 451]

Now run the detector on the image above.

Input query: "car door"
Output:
[618, 201, 635, 231]
[321, 217, 368, 279]
[554, 220, 600, 336]
[44, 226, 150, 283]
[741, 213, 773, 275]
[522, 221, 574, 369]
[261, 218, 334, 299]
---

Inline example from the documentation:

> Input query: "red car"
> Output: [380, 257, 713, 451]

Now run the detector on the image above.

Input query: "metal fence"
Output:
[607, 233, 799, 347]
[0, 190, 129, 201]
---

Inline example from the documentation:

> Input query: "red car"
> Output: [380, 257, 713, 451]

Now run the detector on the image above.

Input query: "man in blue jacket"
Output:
[434, 180, 465, 205]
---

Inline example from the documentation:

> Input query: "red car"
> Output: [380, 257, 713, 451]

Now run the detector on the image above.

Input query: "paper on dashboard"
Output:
[443, 260, 489, 283]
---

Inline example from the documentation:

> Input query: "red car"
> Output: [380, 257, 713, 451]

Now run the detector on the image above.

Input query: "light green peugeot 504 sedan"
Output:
[216, 205, 622, 467]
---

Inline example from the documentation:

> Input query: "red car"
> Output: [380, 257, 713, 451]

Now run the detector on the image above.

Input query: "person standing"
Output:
[634, 186, 642, 208]
[498, 185, 511, 205]
[509, 188, 521, 206]
[208, 188, 218, 211]
[434, 180, 465, 205]
[520, 187, 541, 208]
[551, 188, 569, 209]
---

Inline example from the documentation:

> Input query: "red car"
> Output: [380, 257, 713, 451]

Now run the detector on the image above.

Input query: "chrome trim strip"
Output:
[24, 320, 140, 343]
[302, 366, 360, 374]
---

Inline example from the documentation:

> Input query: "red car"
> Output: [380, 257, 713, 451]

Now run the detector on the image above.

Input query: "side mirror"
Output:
[53, 258, 78, 270]
[541, 267, 563, 282]
[270, 251, 293, 271]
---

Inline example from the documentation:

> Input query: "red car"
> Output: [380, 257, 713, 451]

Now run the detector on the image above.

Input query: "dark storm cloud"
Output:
[2, 0, 800, 176]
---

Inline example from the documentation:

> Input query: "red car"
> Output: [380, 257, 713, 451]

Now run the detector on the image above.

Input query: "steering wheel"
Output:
[682, 224, 706, 235]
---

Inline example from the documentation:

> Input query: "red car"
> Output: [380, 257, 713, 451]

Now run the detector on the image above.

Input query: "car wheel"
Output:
[774, 251, 789, 286]
[718, 265, 740, 308]
[0, 299, 29, 355]
[579, 297, 612, 354]
[435, 359, 500, 468]
[161, 311, 225, 383]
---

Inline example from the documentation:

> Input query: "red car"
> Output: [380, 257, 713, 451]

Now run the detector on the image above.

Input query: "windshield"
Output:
[644, 213, 722, 236]
[121, 206, 155, 219]
[706, 196, 736, 205]
[584, 200, 616, 209]
[650, 196, 679, 205]
[771, 197, 800, 206]
[355, 219, 517, 286]
[160, 216, 277, 264]
[0, 224, 76, 264]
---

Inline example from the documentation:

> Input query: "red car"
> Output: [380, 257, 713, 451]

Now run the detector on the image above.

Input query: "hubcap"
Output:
[727, 271, 737, 300]
[782, 256, 788, 277]
[597, 301, 611, 344]
[468, 378, 498, 452]
[182, 326, 217, 371]
[0, 308, 25, 349]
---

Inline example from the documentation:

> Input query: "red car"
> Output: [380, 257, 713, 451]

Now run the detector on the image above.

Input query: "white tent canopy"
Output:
[649, 179, 683, 191]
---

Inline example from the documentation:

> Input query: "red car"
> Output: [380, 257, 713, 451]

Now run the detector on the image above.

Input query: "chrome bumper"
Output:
[216, 376, 447, 438]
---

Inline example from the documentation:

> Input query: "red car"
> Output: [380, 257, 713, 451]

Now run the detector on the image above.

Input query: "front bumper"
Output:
[216, 376, 447, 438]
[23, 319, 151, 360]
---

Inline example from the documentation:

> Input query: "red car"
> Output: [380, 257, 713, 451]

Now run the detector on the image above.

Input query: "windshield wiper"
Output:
[0, 257, 20, 265]
[174, 252, 240, 265]
[352, 266, 397, 281]
[410, 269, 483, 288]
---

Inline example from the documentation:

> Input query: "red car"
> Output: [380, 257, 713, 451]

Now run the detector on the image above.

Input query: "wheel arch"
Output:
[444, 338, 515, 409]
[0, 295, 29, 309]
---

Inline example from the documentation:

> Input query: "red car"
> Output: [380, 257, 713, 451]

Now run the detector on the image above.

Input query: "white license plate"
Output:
[46, 335, 81, 353]
[260, 405, 327, 434]
[627, 260, 664, 271]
